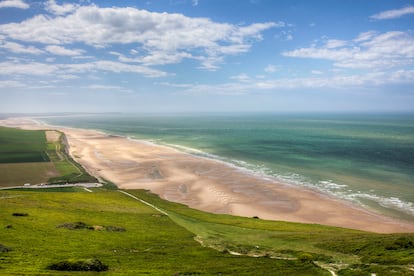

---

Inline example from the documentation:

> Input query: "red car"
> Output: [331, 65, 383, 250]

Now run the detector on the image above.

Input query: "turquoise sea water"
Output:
[41, 113, 414, 222]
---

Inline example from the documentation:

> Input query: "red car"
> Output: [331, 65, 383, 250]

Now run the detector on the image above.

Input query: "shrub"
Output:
[57, 221, 89, 230]
[47, 258, 108, 272]
[12, 212, 28, 217]
[298, 253, 314, 263]
[105, 225, 126, 232]
[0, 244, 11, 253]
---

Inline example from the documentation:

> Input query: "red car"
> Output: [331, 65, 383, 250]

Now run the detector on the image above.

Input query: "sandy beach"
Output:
[2, 117, 414, 233]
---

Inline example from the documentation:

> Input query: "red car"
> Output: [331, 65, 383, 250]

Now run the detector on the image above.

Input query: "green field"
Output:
[0, 127, 49, 164]
[0, 126, 96, 186]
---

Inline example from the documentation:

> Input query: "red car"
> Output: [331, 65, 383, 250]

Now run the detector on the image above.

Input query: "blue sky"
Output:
[0, 0, 413, 113]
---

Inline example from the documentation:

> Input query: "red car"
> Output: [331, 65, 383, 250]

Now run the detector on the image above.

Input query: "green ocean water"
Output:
[41, 113, 414, 222]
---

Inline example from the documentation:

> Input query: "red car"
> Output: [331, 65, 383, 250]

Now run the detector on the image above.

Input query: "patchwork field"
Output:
[0, 126, 96, 186]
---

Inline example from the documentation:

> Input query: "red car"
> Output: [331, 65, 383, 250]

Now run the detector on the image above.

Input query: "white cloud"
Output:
[63, 60, 168, 78]
[311, 70, 323, 75]
[0, 0, 29, 9]
[230, 73, 251, 82]
[0, 41, 43, 54]
[0, 60, 168, 78]
[45, 45, 84, 56]
[264, 64, 277, 73]
[325, 39, 347, 49]
[45, 0, 80, 15]
[353, 31, 377, 42]
[370, 6, 414, 20]
[163, 69, 414, 95]
[0, 4, 278, 70]
[0, 61, 59, 75]
[283, 31, 414, 69]
[0, 80, 26, 88]
[86, 84, 132, 93]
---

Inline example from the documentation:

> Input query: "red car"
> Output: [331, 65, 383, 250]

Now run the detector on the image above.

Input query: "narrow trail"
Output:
[118, 190, 168, 216]
[118, 190, 337, 276]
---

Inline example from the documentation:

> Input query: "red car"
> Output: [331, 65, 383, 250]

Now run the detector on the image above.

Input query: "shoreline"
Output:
[1, 117, 414, 233]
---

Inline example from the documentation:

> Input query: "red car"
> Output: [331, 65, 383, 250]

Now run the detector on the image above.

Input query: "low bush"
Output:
[0, 243, 11, 252]
[12, 212, 28, 217]
[47, 258, 108, 272]
[57, 221, 92, 230]
[57, 221, 126, 232]
[105, 225, 126, 232]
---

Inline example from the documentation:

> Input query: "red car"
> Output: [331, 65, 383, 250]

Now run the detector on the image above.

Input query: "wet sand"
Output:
[2, 117, 414, 233]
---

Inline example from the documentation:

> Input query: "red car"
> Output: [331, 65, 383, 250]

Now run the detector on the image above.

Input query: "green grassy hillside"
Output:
[0, 189, 327, 275]
[128, 190, 414, 275]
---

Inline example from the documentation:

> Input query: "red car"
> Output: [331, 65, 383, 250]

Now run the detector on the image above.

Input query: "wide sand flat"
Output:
[2, 117, 414, 233]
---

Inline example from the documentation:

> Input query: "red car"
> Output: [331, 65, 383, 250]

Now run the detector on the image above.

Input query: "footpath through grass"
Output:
[0, 188, 327, 275]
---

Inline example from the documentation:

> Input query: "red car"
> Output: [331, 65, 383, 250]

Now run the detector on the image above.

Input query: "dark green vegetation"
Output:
[0, 126, 96, 186]
[0, 189, 327, 275]
[0, 126, 49, 164]
[48, 258, 108, 272]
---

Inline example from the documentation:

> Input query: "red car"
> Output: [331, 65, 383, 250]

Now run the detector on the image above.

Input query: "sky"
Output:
[0, 0, 413, 113]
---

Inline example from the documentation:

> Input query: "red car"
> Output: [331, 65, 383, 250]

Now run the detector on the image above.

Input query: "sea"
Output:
[40, 113, 414, 222]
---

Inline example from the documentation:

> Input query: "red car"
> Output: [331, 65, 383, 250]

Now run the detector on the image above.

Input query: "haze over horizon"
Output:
[1, 0, 413, 113]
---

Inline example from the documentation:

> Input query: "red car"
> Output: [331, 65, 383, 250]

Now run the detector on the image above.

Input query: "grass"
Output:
[0, 126, 49, 164]
[127, 190, 414, 275]
[0, 189, 327, 275]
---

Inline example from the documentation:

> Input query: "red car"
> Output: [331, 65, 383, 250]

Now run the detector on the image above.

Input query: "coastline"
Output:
[1, 117, 414, 233]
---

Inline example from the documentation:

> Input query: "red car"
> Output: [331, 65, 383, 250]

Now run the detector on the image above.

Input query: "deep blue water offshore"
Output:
[41, 113, 414, 222]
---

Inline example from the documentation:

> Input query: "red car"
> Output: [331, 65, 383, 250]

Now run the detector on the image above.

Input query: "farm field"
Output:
[0, 126, 96, 186]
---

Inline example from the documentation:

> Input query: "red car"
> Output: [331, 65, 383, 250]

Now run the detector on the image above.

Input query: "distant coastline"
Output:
[1, 116, 414, 233]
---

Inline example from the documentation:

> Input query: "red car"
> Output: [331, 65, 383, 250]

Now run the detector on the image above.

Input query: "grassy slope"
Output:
[0, 189, 327, 275]
[129, 190, 414, 275]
